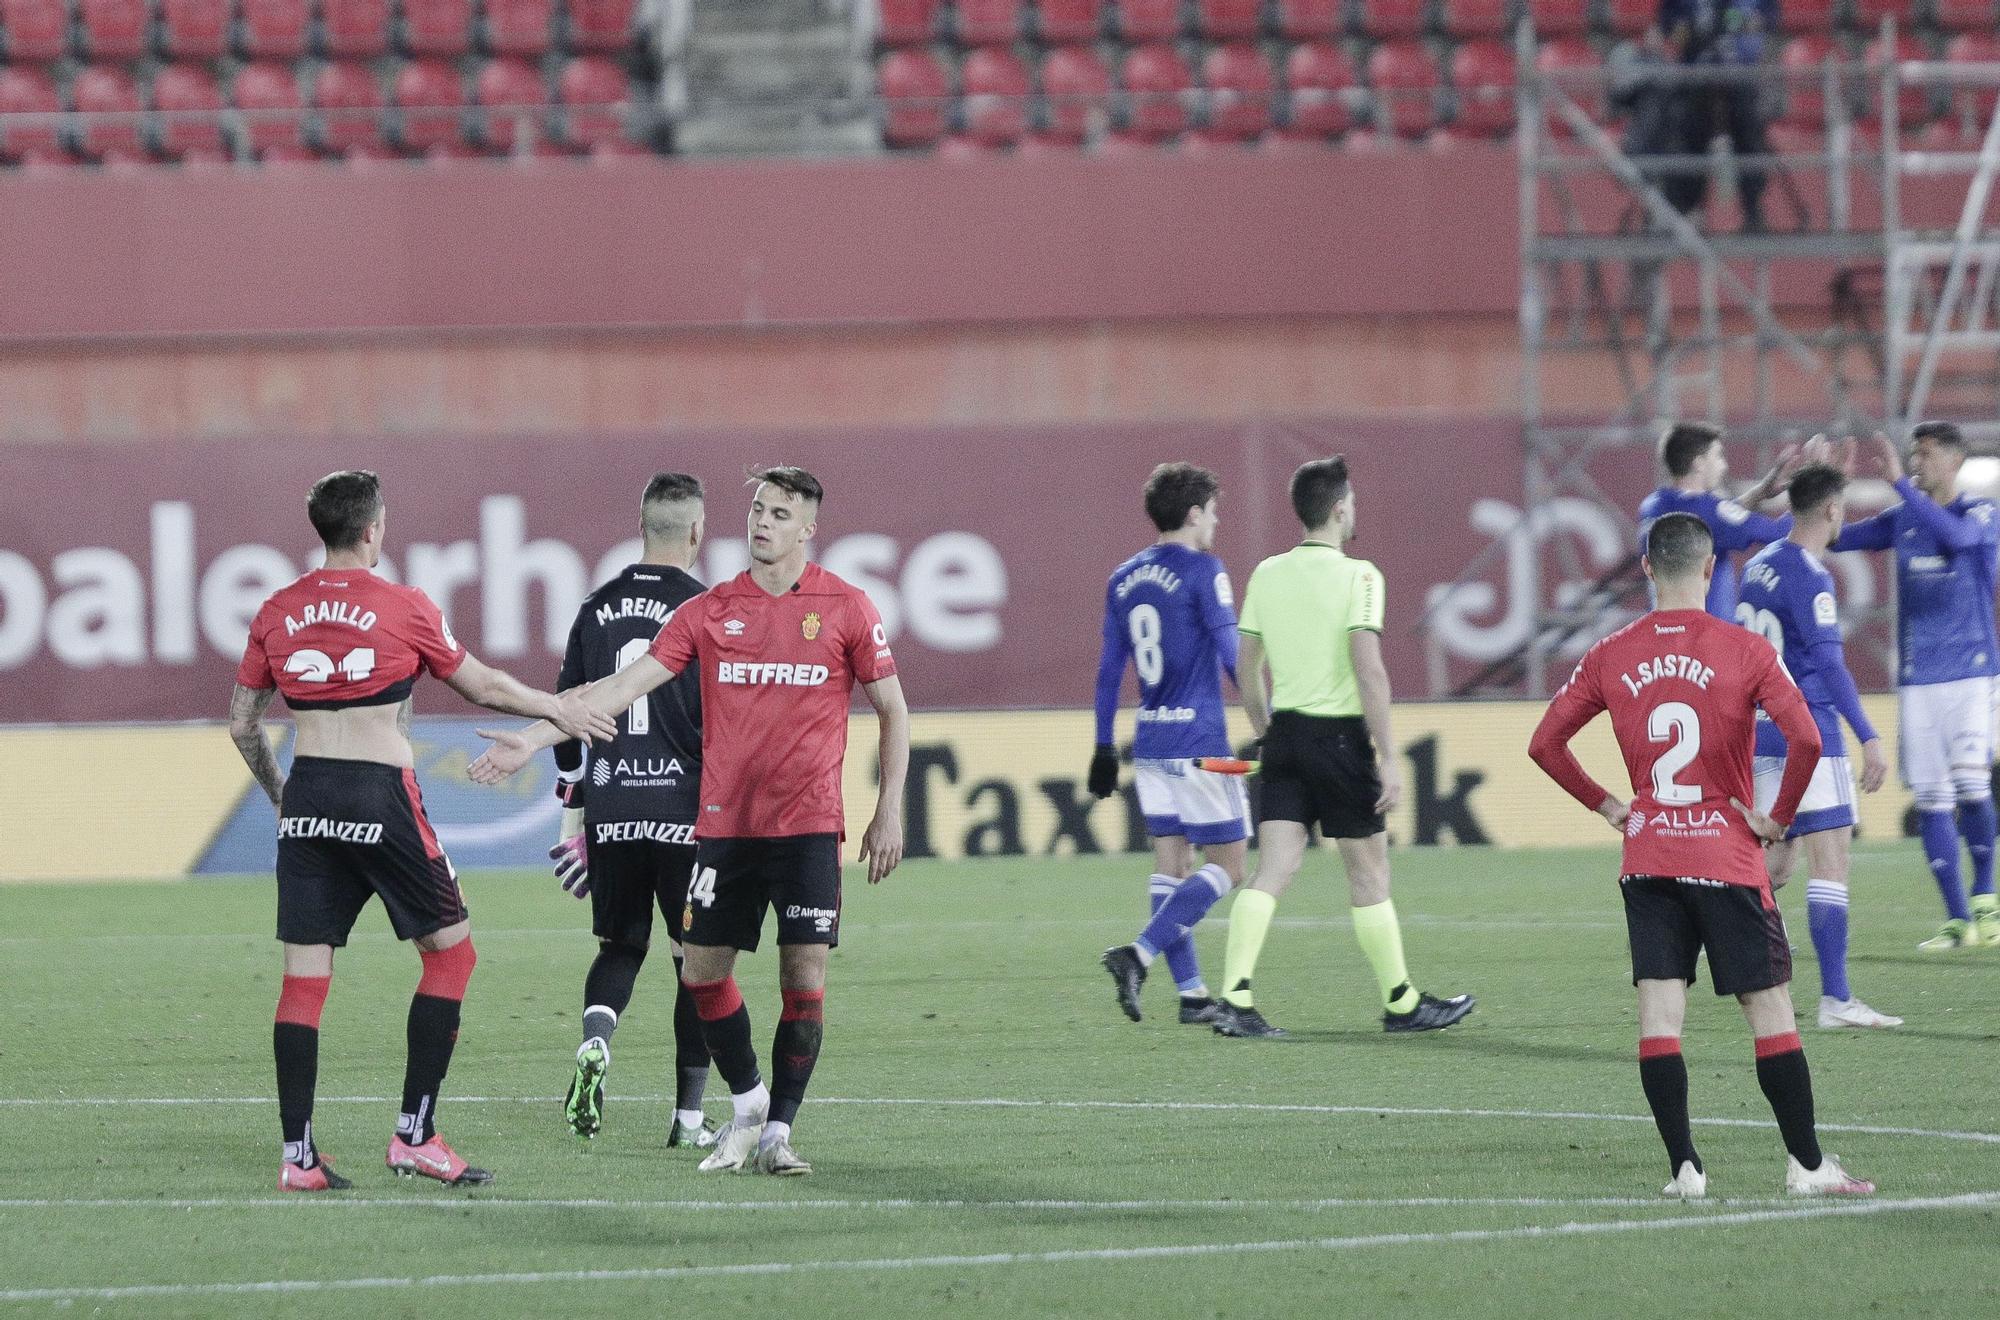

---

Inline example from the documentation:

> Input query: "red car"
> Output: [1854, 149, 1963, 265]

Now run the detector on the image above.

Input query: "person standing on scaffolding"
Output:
[1660, 0, 1777, 233]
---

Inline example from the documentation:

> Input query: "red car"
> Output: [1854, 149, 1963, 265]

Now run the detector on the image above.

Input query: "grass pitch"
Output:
[3, 843, 1999, 1318]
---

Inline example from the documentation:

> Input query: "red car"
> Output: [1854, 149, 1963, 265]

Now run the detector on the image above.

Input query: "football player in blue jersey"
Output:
[1637, 423, 1806, 619]
[1834, 425, 2000, 949]
[1739, 464, 1901, 1028]
[1089, 463, 1249, 1025]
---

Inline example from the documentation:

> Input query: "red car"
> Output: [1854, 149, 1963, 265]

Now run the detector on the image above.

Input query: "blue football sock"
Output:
[1959, 797, 1997, 899]
[1919, 809, 1972, 921]
[1134, 864, 1231, 964]
[1804, 879, 1850, 1003]
[1146, 874, 1206, 993]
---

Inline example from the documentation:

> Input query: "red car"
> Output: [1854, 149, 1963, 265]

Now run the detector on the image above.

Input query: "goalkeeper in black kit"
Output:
[549, 473, 717, 1147]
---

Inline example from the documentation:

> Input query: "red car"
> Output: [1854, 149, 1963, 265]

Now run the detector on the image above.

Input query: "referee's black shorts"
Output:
[1620, 873, 1792, 998]
[1258, 711, 1385, 840]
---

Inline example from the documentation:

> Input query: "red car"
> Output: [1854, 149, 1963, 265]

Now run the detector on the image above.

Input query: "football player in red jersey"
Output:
[230, 470, 614, 1192]
[1529, 512, 1875, 1200]
[471, 466, 911, 1177]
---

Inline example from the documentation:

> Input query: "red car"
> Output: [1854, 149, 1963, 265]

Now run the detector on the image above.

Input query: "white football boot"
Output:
[1785, 1153, 1875, 1197]
[697, 1120, 765, 1173]
[751, 1136, 812, 1176]
[1817, 996, 1903, 1029]
[1662, 1160, 1708, 1199]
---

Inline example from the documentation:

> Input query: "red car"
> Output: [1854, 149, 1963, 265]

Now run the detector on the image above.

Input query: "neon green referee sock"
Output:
[1221, 888, 1278, 1009]
[1352, 900, 1420, 1014]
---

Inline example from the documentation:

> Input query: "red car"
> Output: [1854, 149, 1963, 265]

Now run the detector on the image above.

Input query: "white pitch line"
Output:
[3, 1094, 1994, 1148]
[0, 1194, 1803, 1213]
[3, 1191, 1994, 1303]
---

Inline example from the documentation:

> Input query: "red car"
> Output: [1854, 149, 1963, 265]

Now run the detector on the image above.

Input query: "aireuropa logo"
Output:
[785, 904, 837, 933]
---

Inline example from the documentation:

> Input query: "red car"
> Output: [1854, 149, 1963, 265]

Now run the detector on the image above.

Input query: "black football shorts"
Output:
[683, 834, 842, 952]
[276, 757, 467, 947]
[588, 830, 698, 949]
[1620, 874, 1792, 997]
[1257, 711, 1386, 840]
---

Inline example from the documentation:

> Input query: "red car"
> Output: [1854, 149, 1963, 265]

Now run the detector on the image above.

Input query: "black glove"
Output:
[1087, 745, 1120, 800]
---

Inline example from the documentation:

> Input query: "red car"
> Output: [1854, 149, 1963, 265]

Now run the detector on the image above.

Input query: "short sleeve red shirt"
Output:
[649, 563, 897, 839]
[237, 568, 465, 709]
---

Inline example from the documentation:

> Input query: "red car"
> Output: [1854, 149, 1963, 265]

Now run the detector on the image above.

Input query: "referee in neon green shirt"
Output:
[1213, 457, 1475, 1038]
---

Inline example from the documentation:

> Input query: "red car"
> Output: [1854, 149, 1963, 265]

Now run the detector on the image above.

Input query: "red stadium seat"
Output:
[1357, 0, 1426, 39]
[321, 0, 392, 57]
[475, 56, 545, 149]
[1275, 0, 1339, 38]
[392, 58, 463, 152]
[956, 0, 1021, 45]
[1449, 38, 1514, 137]
[1368, 39, 1439, 137]
[1038, 43, 1110, 144]
[0, 0, 67, 63]
[241, 0, 310, 56]
[312, 60, 383, 154]
[1776, 0, 1834, 33]
[1603, 0, 1651, 35]
[0, 65, 63, 160]
[1778, 35, 1838, 129]
[152, 63, 226, 158]
[566, 0, 636, 51]
[1120, 42, 1191, 142]
[71, 66, 145, 160]
[77, 0, 150, 61]
[1200, 42, 1272, 140]
[158, 0, 230, 58]
[1525, 0, 1585, 35]
[877, 47, 947, 148]
[233, 59, 304, 152]
[1947, 33, 2000, 121]
[1440, 0, 1507, 38]
[1282, 39, 1356, 138]
[1862, 33, 1928, 126]
[1936, 0, 1996, 32]
[486, 0, 555, 54]
[960, 45, 1030, 147]
[556, 55, 629, 150]
[403, 0, 475, 56]
[1034, 0, 1098, 43]
[1534, 35, 1603, 134]
[1115, 0, 1180, 42]
[1196, 0, 1262, 39]
[875, 0, 939, 46]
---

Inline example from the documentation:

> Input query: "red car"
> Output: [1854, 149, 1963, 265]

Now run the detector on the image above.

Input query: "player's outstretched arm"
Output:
[443, 654, 617, 744]
[467, 655, 676, 784]
[1237, 633, 1270, 739]
[1349, 629, 1402, 814]
[227, 683, 286, 808]
[859, 674, 910, 885]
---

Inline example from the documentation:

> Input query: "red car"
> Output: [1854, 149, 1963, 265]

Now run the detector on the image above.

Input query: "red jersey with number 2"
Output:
[1528, 609, 1819, 889]
[237, 568, 465, 709]
[648, 562, 897, 840]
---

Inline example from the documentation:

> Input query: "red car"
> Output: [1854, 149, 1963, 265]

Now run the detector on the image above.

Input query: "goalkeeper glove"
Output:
[1087, 745, 1120, 800]
[551, 806, 588, 898]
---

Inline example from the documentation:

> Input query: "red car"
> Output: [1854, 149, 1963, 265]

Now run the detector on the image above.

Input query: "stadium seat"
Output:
[1034, 0, 1097, 42]
[1524, 0, 1585, 36]
[241, 0, 311, 57]
[566, 0, 635, 52]
[875, 0, 939, 46]
[556, 55, 630, 150]
[1440, 0, 1508, 38]
[1037, 42, 1110, 144]
[1533, 35, 1602, 135]
[1274, 0, 1339, 38]
[158, 0, 231, 58]
[1776, 0, 1834, 33]
[151, 63, 226, 158]
[1449, 38, 1514, 138]
[1935, 0, 1997, 32]
[0, 0, 67, 63]
[1120, 42, 1191, 142]
[392, 58, 464, 152]
[1862, 33, 1929, 126]
[312, 60, 384, 154]
[1368, 39, 1440, 138]
[1199, 42, 1273, 141]
[1281, 39, 1356, 138]
[960, 45, 1030, 147]
[1115, 0, 1180, 42]
[1357, 0, 1426, 39]
[403, 0, 475, 56]
[1778, 35, 1838, 130]
[1196, 0, 1262, 39]
[877, 47, 948, 148]
[956, 0, 1021, 45]
[233, 59, 305, 152]
[1852, 0, 1916, 28]
[77, 0, 151, 61]
[0, 65, 63, 160]
[1946, 33, 2000, 122]
[1603, 0, 1650, 35]
[71, 66, 145, 161]
[486, 0, 555, 54]
[321, 0, 392, 57]
[475, 55, 545, 149]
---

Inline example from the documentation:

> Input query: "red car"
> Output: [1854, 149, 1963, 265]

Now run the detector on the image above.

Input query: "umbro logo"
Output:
[724, 619, 746, 636]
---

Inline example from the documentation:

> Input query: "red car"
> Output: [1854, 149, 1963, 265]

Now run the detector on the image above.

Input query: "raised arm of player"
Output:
[1830, 507, 1896, 552]
[467, 654, 674, 785]
[1526, 655, 1627, 830]
[227, 683, 287, 808]
[443, 653, 614, 746]
[859, 674, 910, 885]
[1746, 644, 1823, 838]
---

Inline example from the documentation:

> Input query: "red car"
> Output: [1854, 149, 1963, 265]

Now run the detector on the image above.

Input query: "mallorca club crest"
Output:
[801, 611, 822, 641]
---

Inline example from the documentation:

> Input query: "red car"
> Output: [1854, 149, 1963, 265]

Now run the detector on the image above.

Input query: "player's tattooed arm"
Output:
[227, 683, 286, 808]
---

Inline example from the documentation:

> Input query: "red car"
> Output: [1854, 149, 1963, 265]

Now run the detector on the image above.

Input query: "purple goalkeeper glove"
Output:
[550, 835, 589, 899]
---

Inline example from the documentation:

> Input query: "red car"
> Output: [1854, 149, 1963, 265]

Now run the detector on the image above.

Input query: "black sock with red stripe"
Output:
[685, 976, 762, 1095]
[1637, 1036, 1700, 1175]
[1754, 1031, 1822, 1169]
[275, 974, 331, 1165]
[770, 988, 824, 1128]
[398, 940, 476, 1146]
